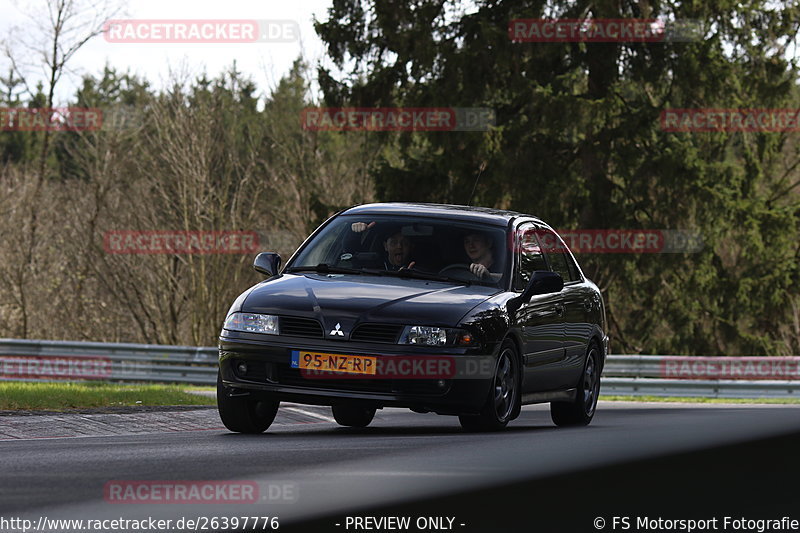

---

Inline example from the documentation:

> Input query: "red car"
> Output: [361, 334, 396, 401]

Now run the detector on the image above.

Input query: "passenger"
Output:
[382, 230, 416, 271]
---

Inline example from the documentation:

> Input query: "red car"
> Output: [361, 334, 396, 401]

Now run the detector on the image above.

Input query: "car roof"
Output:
[340, 202, 543, 227]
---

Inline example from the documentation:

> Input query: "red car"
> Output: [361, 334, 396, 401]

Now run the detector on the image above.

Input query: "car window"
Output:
[564, 252, 581, 281]
[514, 223, 548, 291]
[296, 226, 341, 266]
[547, 250, 573, 282]
[538, 228, 581, 283]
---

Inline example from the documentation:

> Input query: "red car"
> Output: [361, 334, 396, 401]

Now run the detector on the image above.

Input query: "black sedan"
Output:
[217, 203, 608, 432]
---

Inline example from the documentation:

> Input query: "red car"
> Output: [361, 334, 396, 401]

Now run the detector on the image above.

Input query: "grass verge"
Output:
[0, 381, 216, 411]
[601, 394, 800, 404]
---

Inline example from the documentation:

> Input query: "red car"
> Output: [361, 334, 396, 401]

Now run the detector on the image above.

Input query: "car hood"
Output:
[241, 273, 499, 330]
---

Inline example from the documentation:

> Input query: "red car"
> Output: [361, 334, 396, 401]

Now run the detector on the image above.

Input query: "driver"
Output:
[463, 232, 501, 281]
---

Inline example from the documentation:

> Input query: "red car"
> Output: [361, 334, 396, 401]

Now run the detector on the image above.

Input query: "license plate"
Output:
[290, 350, 377, 375]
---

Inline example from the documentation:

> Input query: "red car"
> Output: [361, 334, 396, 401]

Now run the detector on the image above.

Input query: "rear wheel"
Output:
[332, 404, 376, 427]
[217, 372, 279, 433]
[459, 341, 520, 432]
[551, 342, 601, 426]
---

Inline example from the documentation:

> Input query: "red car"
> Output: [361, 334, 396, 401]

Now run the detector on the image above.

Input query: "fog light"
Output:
[237, 361, 248, 375]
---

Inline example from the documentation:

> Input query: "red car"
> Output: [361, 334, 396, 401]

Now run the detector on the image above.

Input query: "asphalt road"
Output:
[2, 402, 800, 532]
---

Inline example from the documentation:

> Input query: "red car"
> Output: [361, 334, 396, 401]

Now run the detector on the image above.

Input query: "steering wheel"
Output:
[438, 263, 481, 280]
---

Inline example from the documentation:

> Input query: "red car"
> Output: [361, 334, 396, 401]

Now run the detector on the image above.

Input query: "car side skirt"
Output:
[520, 388, 577, 405]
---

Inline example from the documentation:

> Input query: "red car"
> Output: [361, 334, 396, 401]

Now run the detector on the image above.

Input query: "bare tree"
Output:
[0, 0, 122, 337]
[3, 0, 124, 177]
[0, 61, 380, 345]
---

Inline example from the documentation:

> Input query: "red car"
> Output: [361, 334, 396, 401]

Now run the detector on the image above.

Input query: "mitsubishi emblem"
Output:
[329, 323, 345, 337]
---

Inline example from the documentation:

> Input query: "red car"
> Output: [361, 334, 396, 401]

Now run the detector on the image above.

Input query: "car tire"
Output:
[551, 342, 601, 427]
[332, 405, 376, 427]
[458, 340, 521, 432]
[217, 371, 279, 433]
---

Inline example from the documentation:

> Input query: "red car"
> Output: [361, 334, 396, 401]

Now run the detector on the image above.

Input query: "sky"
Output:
[2, 1, 797, 107]
[0, 0, 334, 104]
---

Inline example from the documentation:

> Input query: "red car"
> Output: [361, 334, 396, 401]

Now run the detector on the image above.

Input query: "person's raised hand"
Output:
[351, 221, 376, 233]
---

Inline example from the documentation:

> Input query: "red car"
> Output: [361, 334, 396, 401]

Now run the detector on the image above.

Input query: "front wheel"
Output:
[217, 372, 279, 433]
[550, 343, 601, 427]
[332, 404, 376, 427]
[459, 341, 520, 432]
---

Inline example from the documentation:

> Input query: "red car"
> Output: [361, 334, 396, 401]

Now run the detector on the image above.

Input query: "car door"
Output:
[540, 227, 595, 390]
[513, 222, 566, 394]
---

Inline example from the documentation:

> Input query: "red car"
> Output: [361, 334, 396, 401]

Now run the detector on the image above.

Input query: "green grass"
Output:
[601, 395, 800, 405]
[0, 382, 216, 411]
[5, 383, 797, 411]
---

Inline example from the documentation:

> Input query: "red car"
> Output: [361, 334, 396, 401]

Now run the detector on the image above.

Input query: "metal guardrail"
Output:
[602, 377, 800, 399]
[1, 339, 799, 398]
[0, 338, 217, 385]
[602, 355, 800, 399]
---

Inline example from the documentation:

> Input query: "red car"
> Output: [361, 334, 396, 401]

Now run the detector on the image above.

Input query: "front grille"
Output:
[279, 316, 324, 338]
[351, 323, 404, 343]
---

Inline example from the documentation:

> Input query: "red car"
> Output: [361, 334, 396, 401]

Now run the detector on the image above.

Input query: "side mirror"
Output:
[253, 252, 281, 277]
[522, 270, 564, 300]
[508, 270, 564, 315]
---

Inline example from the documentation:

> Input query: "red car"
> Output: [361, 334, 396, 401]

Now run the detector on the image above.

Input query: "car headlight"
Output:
[399, 326, 477, 347]
[223, 312, 279, 335]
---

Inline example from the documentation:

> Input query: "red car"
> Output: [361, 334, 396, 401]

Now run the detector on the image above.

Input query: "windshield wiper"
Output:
[285, 263, 365, 275]
[377, 268, 472, 285]
[287, 264, 475, 286]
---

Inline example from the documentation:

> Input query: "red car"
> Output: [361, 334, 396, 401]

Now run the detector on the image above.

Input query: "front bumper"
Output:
[218, 332, 497, 415]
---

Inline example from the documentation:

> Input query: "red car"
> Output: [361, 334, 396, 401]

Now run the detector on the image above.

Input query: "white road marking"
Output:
[281, 405, 337, 423]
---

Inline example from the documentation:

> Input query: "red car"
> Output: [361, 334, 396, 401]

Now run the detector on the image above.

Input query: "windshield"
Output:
[288, 215, 508, 287]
